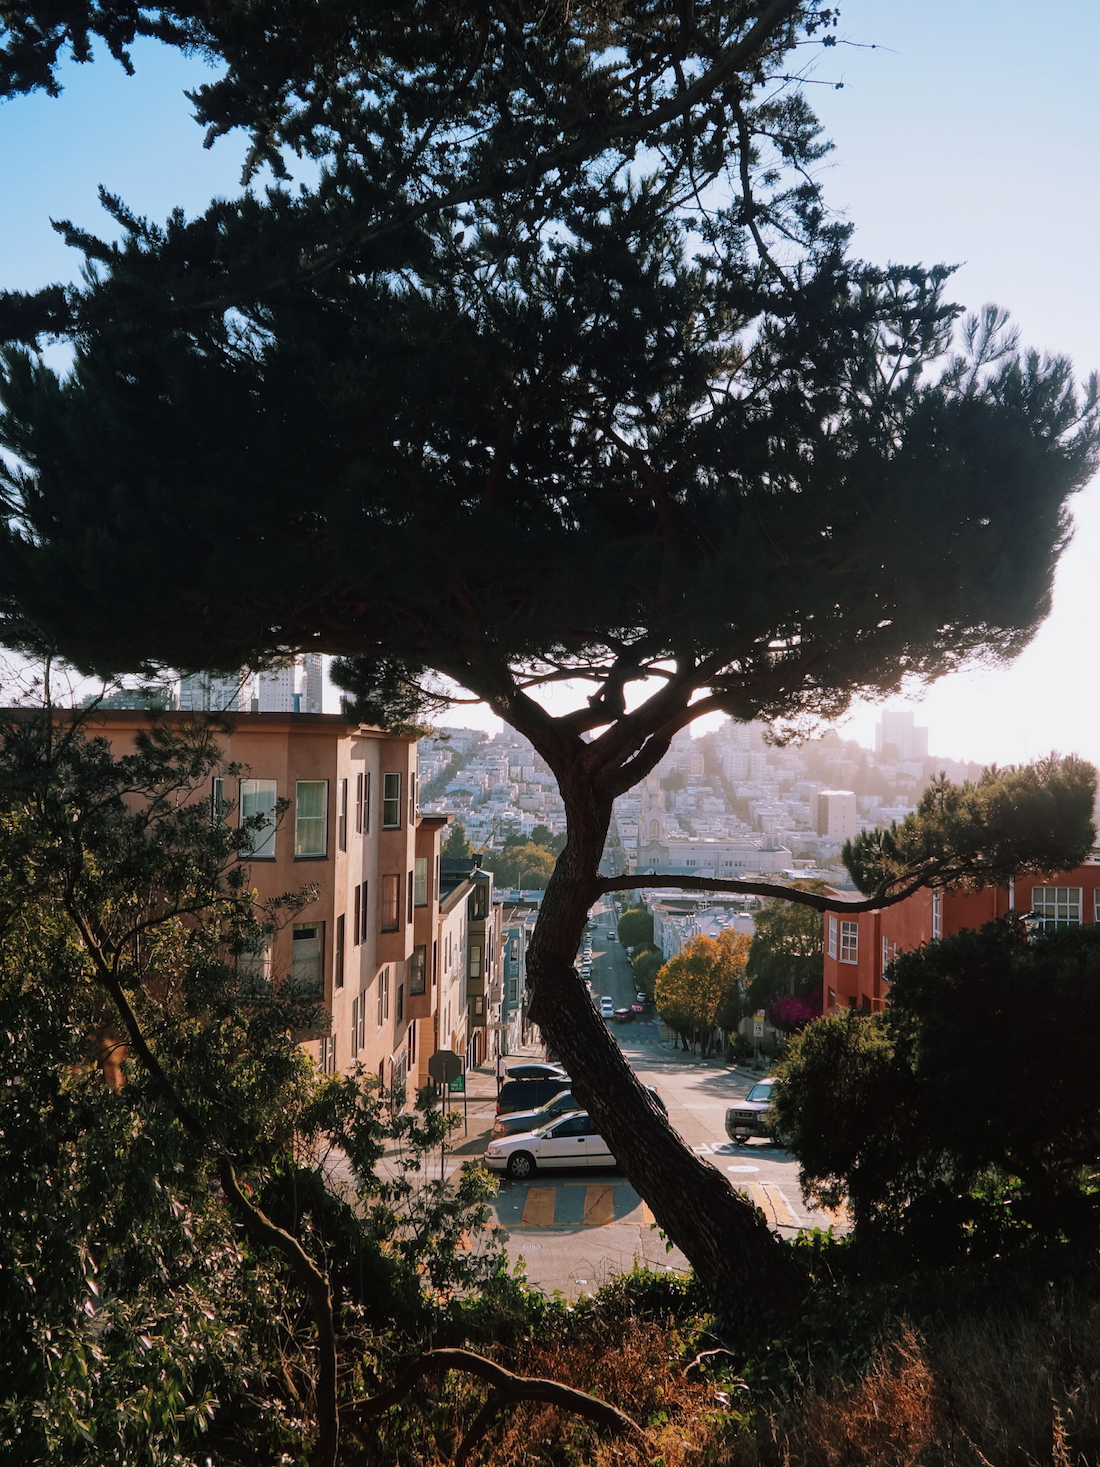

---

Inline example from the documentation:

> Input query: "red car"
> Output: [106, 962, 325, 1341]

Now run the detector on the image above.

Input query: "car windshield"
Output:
[746, 1082, 774, 1103]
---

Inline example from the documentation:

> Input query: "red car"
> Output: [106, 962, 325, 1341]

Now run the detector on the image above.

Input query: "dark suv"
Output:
[496, 1077, 575, 1115]
[724, 1077, 783, 1143]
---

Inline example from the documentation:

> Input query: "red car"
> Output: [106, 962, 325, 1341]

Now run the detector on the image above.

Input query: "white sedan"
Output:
[483, 1112, 616, 1179]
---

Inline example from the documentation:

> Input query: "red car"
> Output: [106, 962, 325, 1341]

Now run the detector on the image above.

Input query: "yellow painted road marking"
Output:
[583, 1184, 616, 1227]
[522, 1187, 556, 1227]
[748, 1182, 797, 1228]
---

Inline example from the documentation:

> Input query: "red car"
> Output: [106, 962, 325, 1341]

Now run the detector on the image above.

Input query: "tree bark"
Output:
[524, 767, 802, 1313]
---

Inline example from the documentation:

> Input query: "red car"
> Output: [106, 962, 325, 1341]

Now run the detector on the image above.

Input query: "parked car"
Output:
[724, 1078, 783, 1143]
[599, 996, 614, 1017]
[491, 1084, 666, 1138]
[505, 1062, 568, 1082]
[484, 1112, 616, 1178]
[497, 1077, 575, 1115]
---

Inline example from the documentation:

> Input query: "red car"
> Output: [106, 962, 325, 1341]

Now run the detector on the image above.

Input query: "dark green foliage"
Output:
[441, 821, 474, 860]
[632, 948, 664, 994]
[531, 824, 566, 855]
[844, 756, 1097, 902]
[478, 839, 557, 889]
[745, 883, 825, 1008]
[777, 920, 1100, 1263]
[0, 711, 504, 1462]
[618, 907, 654, 950]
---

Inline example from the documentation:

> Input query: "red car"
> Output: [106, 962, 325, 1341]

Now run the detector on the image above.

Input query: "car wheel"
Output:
[507, 1151, 536, 1180]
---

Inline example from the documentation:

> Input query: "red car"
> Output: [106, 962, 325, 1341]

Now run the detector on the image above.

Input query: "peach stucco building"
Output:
[86, 708, 448, 1094]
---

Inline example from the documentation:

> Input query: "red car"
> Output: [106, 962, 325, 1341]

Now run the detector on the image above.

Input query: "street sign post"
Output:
[427, 1049, 462, 1085]
[428, 1050, 467, 1146]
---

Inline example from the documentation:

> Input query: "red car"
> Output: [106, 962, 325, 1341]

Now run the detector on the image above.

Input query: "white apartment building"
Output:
[810, 789, 858, 841]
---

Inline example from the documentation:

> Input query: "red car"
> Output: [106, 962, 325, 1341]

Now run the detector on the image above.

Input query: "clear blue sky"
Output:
[1, 4, 1098, 765]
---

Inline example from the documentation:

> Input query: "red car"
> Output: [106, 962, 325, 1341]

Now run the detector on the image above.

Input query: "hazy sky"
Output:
[2, 4, 1097, 765]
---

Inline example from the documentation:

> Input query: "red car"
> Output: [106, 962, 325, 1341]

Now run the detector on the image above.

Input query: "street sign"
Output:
[752, 1021, 765, 1038]
[449, 1074, 465, 1094]
[427, 1049, 462, 1085]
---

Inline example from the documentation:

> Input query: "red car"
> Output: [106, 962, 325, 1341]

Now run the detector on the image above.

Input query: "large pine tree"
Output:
[0, 1, 1097, 1306]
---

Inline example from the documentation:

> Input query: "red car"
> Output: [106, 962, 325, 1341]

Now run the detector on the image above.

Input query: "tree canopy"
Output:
[441, 821, 474, 860]
[0, 710, 501, 1464]
[655, 929, 751, 1040]
[617, 907, 655, 950]
[745, 881, 825, 1008]
[777, 919, 1100, 1262]
[477, 839, 557, 889]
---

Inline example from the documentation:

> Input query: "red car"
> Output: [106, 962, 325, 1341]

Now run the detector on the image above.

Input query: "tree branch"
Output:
[598, 871, 927, 914]
[347, 1347, 647, 1450]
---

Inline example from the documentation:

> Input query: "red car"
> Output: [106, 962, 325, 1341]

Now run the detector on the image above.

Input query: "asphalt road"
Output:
[483, 897, 845, 1298]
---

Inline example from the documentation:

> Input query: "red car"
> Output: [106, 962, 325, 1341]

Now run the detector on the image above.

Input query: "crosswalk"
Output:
[493, 1177, 845, 1233]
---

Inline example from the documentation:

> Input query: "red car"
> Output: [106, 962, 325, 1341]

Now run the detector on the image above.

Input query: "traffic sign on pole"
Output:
[427, 1049, 462, 1085]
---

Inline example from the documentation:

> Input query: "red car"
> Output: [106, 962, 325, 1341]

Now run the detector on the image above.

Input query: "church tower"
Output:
[636, 775, 668, 872]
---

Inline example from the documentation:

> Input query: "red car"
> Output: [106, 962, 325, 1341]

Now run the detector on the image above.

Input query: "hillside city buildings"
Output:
[83, 673, 1094, 1084]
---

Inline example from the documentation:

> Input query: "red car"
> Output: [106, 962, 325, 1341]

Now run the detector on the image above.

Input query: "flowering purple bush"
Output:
[769, 993, 823, 1031]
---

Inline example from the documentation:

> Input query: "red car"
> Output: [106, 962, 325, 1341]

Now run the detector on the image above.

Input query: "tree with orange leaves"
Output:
[655, 929, 751, 1055]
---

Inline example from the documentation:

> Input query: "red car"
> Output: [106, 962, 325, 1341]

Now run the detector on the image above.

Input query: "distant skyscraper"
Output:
[300, 653, 323, 714]
[875, 710, 928, 762]
[178, 671, 252, 712]
[255, 665, 296, 712]
[179, 655, 324, 713]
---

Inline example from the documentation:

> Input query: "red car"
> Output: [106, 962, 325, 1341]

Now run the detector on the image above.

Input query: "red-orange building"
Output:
[822, 859, 1100, 1013]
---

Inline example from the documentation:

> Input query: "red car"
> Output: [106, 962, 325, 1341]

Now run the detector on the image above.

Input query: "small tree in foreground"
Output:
[0, 3, 1097, 1307]
[777, 919, 1100, 1264]
[0, 711, 510, 1465]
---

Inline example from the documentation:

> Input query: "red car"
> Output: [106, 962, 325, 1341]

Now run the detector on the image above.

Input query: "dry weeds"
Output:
[357, 1286, 1100, 1466]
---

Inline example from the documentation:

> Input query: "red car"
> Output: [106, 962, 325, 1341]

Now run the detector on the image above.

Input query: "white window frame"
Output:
[294, 779, 328, 858]
[376, 965, 391, 1027]
[931, 888, 942, 940]
[1031, 886, 1082, 928]
[239, 778, 277, 859]
[413, 856, 428, 907]
[382, 772, 402, 829]
[839, 920, 858, 965]
[827, 913, 838, 960]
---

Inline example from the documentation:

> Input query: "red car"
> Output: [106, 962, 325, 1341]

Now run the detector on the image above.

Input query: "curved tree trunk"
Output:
[524, 771, 802, 1313]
